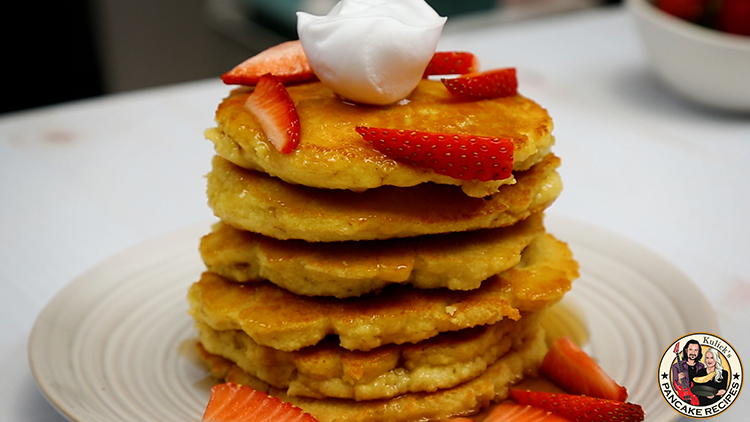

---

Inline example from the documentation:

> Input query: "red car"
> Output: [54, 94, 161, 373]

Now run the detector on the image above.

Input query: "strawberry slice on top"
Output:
[244, 73, 301, 154]
[442, 68, 518, 100]
[482, 402, 571, 422]
[719, 0, 750, 36]
[509, 390, 645, 422]
[423, 51, 479, 77]
[222, 40, 317, 86]
[541, 336, 628, 402]
[355, 127, 514, 182]
[202, 383, 318, 422]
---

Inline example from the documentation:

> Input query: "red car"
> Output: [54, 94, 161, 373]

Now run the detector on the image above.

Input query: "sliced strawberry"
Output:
[202, 383, 318, 422]
[541, 337, 628, 401]
[441, 68, 517, 100]
[483, 402, 570, 422]
[718, 0, 750, 36]
[509, 390, 645, 422]
[423, 51, 479, 77]
[655, 0, 706, 21]
[244, 73, 301, 154]
[355, 127, 514, 182]
[222, 40, 316, 86]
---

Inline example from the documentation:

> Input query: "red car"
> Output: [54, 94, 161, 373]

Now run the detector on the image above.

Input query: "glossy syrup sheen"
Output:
[221, 79, 551, 160]
[208, 79, 554, 192]
[188, 233, 577, 353]
[459, 300, 590, 422]
[539, 298, 590, 347]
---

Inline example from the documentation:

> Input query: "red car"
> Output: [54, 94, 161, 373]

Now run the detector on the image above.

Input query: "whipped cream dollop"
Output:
[297, 0, 446, 105]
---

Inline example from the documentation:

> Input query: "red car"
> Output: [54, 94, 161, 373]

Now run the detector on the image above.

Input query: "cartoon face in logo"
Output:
[659, 333, 743, 418]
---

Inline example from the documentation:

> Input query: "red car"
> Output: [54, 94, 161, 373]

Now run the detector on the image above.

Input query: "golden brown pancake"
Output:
[197, 327, 548, 422]
[194, 311, 540, 401]
[200, 213, 545, 298]
[206, 153, 561, 242]
[188, 233, 578, 352]
[205, 79, 554, 197]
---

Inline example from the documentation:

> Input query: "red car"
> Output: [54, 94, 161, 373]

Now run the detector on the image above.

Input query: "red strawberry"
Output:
[222, 40, 316, 86]
[244, 73, 301, 154]
[541, 337, 628, 401]
[509, 390, 645, 422]
[718, 0, 750, 36]
[355, 127, 514, 182]
[441, 68, 517, 100]
[655, 0, 706, 21]
[423, 51, 479, 77]
[483, 402, 570, 422]
[202, 383, 318, 422]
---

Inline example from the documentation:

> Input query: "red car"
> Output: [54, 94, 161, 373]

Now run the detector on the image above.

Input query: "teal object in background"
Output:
[239, 0, 499, 38]
[426, 0, 497, 16]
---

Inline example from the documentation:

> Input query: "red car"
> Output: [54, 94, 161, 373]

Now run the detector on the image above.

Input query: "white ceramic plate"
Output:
[29, 214, 718, 422]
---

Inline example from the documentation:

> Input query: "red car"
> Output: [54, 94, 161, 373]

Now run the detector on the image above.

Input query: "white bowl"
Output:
[627, 0, 750, 112]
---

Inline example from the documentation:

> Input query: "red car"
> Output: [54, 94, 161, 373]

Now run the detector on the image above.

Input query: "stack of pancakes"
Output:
[189, 79, 579, 422]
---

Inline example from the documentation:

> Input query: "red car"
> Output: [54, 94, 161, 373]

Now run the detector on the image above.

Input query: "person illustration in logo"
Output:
[660, 334, 742, 418]
[671, 340, 704, 404]
[694, 348, 729, 406]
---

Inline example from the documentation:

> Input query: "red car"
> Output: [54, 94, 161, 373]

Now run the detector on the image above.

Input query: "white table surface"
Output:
[1, 5, 748, 421]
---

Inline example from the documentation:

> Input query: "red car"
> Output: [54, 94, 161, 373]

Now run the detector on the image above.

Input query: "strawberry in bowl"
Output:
[628, 0, 750, 112]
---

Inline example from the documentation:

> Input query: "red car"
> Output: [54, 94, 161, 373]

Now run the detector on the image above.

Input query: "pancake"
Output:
[206, 153, 561, 242]
[197, 326, 548, 422]
[200, 212, 545, 298]
[194, 311, 540, 401]
[205, 79, 554, 197]
[188, 233, 578, 352]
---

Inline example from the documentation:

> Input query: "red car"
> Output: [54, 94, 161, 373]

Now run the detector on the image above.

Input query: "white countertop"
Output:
[1, 5, 748, 421]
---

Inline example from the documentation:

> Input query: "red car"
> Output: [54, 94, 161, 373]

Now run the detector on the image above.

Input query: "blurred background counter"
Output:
[1, 0, 617, 114]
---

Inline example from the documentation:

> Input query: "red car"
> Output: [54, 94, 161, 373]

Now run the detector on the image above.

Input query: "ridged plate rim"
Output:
[28, 214, 718, 422]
